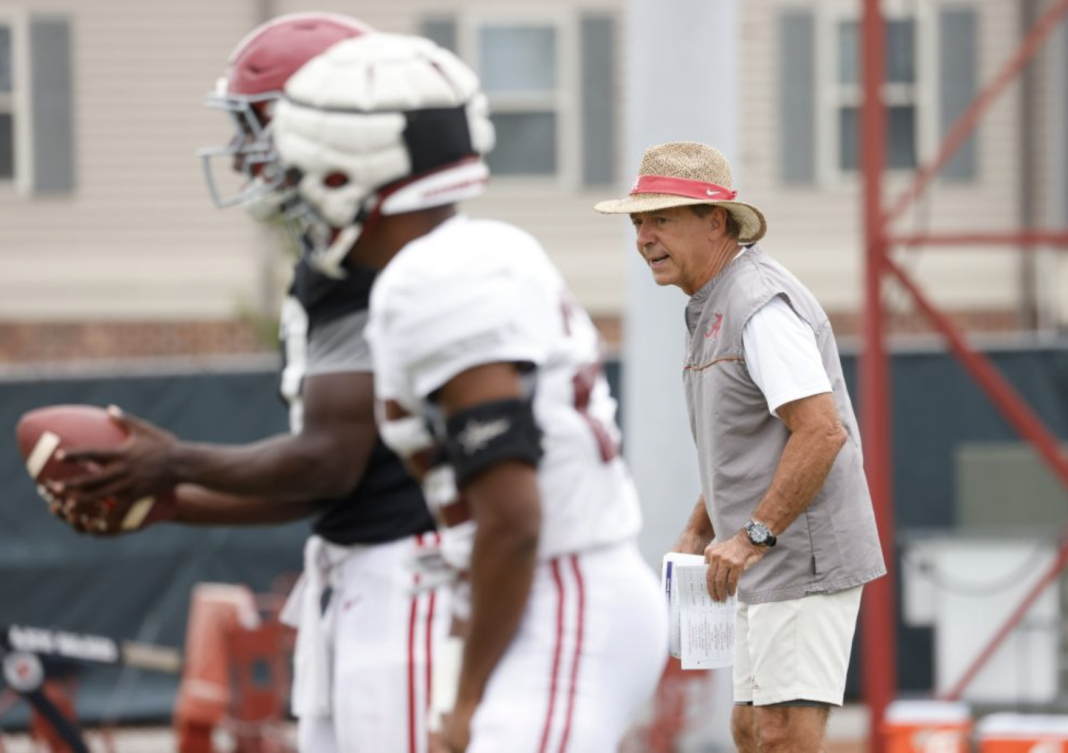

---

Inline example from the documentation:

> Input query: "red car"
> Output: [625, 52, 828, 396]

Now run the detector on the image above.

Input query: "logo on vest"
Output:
[704, 312, 724, 340]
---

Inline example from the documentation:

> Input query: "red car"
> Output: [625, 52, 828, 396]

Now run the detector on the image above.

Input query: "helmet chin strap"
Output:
[311, 223, 362, 279]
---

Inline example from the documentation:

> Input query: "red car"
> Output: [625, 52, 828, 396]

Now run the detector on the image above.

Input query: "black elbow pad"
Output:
[444, 398, 543, 486]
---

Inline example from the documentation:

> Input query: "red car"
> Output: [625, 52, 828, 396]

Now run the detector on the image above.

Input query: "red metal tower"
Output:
[860, 1, 1068, 751]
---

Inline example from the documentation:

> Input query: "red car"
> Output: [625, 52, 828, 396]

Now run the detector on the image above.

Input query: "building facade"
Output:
[0, 0, 1065, 362]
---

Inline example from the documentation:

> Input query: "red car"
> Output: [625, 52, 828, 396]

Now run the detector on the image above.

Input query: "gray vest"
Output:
[682, 246, 885, 603]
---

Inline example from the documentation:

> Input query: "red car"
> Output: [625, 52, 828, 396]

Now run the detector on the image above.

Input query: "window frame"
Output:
[455, 9, 580, 187]
[814, 0, 938, 187]
[0, 9, 33, 196]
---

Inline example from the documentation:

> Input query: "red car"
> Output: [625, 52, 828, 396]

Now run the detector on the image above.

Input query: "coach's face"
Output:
[630, 206, 724, 296]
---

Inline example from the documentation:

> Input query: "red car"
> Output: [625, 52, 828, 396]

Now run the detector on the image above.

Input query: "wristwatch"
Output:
[744, 519, 777, 548]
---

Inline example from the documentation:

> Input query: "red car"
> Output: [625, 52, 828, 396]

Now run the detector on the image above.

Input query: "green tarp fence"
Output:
[0, 344, 1066, 725]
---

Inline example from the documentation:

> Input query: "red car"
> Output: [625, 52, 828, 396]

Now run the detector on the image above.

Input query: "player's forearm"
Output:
[752, 424, 846, 535]
[457, 527, 538, 707]
[171, 484, 319, 526]
[169, 433, 360, 501]
[456, 465, 540, 709]
[673, 495, 714, 554]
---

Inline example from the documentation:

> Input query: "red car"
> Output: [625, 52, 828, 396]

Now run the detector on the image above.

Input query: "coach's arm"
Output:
[704, 392, 847, 601]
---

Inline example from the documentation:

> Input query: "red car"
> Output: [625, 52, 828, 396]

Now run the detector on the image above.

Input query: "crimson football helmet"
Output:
[199, 12, 372, 217]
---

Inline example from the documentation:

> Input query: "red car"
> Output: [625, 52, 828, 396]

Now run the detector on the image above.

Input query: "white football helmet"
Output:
[272, 33, 496, 277]
[198, 13, 372, 220]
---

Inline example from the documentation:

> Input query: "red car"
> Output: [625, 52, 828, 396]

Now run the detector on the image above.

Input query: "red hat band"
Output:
[629, 174, 738, 202]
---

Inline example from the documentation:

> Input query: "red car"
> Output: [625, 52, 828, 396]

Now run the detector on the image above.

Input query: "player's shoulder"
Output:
[377, 215, 548, 299]
[411, 214, 542, 265]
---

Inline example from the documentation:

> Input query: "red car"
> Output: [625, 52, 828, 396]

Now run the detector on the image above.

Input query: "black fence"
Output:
[0, 363, 306, 725]
[1, 343, 1067, 725]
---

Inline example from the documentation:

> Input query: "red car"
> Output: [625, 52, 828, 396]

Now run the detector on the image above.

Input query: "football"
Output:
[15, 404, 173, 530]
[16, 404, 127, 484]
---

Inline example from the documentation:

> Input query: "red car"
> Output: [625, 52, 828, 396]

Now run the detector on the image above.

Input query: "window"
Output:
[0, 15, 75, 195]
[0, 23, 14, 181]
[424, 12, 617, 186]
[478, 24, 559, 177]
[778, 7, 977, 186]
[834, 17, 918, 172]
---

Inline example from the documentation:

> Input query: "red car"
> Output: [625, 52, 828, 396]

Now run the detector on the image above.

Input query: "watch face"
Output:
[747, 521, 770, 544]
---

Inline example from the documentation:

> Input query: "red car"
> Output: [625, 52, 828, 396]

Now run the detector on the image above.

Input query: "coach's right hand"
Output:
[704, 531, 766, 602]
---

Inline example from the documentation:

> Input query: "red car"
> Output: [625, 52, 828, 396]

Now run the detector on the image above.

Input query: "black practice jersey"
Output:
[279, 257, 435, 545]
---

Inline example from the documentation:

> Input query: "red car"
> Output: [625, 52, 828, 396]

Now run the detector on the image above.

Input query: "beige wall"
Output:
[0, 0, 1062, 327]
[0, 0, 272, 320]
[1029, 0, 1068, 328]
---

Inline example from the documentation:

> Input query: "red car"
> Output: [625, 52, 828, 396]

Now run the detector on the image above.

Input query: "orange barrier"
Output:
[977, 713, 1068, 752]
[224, 619, 294, 753]
[645, 659, 692, 752]
[173, 583, 294, 753]
[881, 700, 972, 753]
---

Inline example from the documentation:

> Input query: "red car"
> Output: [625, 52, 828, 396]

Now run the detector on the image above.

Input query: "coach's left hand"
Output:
[704, 531, 767, 602]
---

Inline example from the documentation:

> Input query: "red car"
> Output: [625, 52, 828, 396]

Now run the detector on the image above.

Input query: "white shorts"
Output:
[297, 532, 450, 753]
[468, 541, 669, 753]
[733, 585, 863, 707]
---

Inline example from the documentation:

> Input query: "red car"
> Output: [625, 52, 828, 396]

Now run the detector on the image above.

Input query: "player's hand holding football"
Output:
[703, 530, 767, 602]
[54, 406, 178, 503]
[45, 406, 178, 534]
[44, 482, 177, 536]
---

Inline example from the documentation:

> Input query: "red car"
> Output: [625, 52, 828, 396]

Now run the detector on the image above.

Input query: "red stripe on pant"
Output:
[425, 531, 440, 711]
[538, 559, 567, 753]
[537, 560, 566, 753]
[408, 592, 419, 753]
[557, 555, 585, 752]
[408, 533, 424, 753]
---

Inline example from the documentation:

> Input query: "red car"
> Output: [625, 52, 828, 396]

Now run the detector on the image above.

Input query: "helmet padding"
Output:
[273, 33, 495, 273]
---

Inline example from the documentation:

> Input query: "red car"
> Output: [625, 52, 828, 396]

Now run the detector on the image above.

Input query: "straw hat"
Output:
[594, 141, 767, 244]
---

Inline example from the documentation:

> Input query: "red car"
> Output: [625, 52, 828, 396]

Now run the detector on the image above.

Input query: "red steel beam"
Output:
[862, 0, 1068, 715]
[881, 0, 1068, 228]
[889, 232, 1068, 248]
[884, 257, 1068, 491]
[883, 256, 1068, 699]
[860, 2, 895, 751]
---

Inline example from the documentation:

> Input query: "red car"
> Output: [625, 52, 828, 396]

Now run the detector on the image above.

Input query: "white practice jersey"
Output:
[367, 214, 643, 566]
